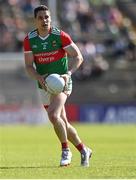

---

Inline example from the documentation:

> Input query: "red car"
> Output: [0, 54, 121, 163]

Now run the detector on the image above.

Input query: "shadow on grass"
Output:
[0, 165, 60, 169]
[0, 164, 80, 169]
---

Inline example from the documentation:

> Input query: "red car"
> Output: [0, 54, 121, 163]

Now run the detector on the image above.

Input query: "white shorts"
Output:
[39, 89, 51, 106]
[38, 78, 72, 107]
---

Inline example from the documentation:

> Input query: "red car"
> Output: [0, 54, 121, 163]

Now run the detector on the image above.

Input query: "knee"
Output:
[47, 110, 60, 124]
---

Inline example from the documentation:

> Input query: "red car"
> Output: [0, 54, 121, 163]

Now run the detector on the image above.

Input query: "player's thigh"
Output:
[38, 89, 51, 106]
[48, 92, 67, 115]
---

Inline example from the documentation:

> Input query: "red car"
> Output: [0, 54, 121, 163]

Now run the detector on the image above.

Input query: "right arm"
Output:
[24, 52, 47, 91]
[23, 36, 47, 91]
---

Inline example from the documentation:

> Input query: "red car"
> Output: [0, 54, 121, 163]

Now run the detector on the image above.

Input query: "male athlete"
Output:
[23, 5, 92, 167]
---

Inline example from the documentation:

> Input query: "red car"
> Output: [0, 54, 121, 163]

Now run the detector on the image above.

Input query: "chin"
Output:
[42, 26, 48, 30]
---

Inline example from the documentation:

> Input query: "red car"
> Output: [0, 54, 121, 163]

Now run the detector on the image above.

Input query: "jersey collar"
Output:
[37, 28, 52, 40]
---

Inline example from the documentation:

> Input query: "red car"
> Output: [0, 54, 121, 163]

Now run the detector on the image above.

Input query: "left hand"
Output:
[61, 73, 72, 96]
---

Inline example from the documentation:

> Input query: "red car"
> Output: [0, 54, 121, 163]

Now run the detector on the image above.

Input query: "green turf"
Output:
[0, 123, 136, 179]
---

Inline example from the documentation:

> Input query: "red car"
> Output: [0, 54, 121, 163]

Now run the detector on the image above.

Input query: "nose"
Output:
[43, 18, 47, 23]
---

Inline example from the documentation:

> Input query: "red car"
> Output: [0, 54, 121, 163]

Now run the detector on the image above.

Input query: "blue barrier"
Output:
[79, 103, 136, 123]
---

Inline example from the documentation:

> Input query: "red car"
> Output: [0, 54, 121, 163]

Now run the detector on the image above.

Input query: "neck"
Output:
[38, 27, 51, 37]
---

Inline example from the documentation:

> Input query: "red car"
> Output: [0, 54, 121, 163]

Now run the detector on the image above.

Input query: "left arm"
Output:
[60, 31, 83, 95]
[64, 42, 83, 74]
[61, 43, 83, 95]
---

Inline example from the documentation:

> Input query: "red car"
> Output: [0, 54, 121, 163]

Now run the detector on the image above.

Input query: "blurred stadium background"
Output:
[0, 0, 136, 124]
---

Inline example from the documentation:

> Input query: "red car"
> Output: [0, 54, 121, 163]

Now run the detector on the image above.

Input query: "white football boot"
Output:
[60, 149, 72, 166]
[81, 147, 92, 167]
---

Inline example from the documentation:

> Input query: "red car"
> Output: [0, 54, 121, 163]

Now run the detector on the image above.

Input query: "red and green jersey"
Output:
[23, 27, 73, 75]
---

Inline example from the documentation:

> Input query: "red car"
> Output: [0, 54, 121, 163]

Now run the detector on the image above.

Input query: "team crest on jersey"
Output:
[41, 42, 48, 50]
[52, 40, 57, 47]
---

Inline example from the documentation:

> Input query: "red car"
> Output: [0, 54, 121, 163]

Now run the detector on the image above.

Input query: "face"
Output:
[35, 10, 51, 32]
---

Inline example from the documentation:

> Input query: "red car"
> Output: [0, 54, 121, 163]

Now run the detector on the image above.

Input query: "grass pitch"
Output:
[0, 123, 136, 179]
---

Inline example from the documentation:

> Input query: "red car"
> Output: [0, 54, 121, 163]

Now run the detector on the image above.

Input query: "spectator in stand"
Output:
[0, 0, 135, 73]
[74, 40, 109, 80]
[0, 0, 40, 51]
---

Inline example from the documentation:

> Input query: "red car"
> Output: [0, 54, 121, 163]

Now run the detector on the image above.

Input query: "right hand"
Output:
[37, 75, 47, 91]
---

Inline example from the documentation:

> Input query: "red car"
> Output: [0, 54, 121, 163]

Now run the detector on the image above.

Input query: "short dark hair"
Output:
[34, 5, 49, 18]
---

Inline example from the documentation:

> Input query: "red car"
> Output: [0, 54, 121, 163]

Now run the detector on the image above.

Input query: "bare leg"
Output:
[47, 93, 68, 143]
[46, 93, 73, 166]
[60, 106, 92, 167]
[61, 106, 82, 146]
